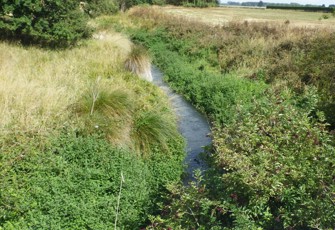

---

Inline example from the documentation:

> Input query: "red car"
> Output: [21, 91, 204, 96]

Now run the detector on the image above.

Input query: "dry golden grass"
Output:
[0, 21, 178, 153]
[0, 28, 127, 140]
[124, 44, 152, 81]
[0, 43, 83, 137]
[157, 5, 335, 29]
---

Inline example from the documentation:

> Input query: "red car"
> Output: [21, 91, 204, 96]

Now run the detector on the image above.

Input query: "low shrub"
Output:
[266, 32, 335, 128]
[0, 133, 150, 229]
[147, 171, 229, 229]
[212, 88, 335, 229]
[84, 0, 119, 17]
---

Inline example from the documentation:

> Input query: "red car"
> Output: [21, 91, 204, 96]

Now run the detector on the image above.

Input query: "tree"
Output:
[257, 1, 264, 7]
[0, 0, 91, 47]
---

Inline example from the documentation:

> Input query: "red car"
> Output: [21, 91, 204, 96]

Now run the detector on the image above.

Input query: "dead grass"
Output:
[0, 43, 83, 137]
[0, 29, 127, 141]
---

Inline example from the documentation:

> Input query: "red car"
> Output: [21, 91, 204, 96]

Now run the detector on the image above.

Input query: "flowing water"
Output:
[151, 66, 212, 183]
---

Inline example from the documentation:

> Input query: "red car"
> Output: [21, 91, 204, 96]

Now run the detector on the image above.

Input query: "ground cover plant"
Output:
[0, 20, 185, 228]
[115, 6, 335, 229]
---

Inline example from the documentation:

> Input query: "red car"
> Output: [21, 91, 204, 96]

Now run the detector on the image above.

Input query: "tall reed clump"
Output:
[124, 44, 153, 81]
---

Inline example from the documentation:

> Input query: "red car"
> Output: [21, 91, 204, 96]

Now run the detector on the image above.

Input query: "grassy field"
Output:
[158, 5, 335, 28]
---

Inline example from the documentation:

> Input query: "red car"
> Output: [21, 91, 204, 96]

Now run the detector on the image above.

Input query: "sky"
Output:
[223, 0, 335, 6]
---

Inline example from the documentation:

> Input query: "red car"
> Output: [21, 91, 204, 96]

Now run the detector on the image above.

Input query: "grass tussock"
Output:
[124, 44, 152, 81]
[132, 109, 178, 154]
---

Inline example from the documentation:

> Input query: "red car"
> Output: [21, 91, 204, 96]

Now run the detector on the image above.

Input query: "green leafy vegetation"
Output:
[147, 170, 230, 229]
[84, 0, 119, 17]
[0, 132, 184, 229]
[117, 7, 335, 229]
[212, 89, 335, 229]
[1, 3, 335, 229]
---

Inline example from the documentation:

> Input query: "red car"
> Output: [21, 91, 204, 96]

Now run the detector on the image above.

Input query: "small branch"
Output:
[188, 207, 200, 227]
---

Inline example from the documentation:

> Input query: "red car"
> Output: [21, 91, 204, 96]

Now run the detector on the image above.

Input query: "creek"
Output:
[151, 66, 212, 183]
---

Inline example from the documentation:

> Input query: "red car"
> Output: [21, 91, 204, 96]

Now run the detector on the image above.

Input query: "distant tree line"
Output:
[226, 1, 333, 9]
[266, 5, 334, 12]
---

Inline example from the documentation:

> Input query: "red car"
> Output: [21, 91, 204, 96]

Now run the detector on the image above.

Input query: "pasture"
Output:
[158, 5, 335, 28]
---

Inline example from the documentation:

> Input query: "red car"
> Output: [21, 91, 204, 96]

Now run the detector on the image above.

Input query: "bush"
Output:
[295, 34, 335, 128]
[0, 0, 91, 47]
[212, 88, 335, 229]
[84, 0, 119, 17]
[147, 171, 229, 229]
